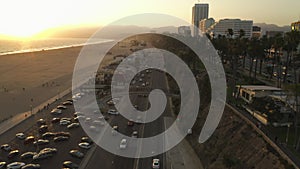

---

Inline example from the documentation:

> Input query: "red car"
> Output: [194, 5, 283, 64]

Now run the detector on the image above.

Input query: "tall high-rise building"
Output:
[192, 3, 209, 37]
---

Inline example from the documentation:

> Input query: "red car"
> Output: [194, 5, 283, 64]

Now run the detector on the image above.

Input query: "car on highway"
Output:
[24, 136, 35, 144]
[92, 120, 104, 126]
[62, 161, 79, 169]
[1, 144, 12, 151]
[21, 164, 41, 169]
[67, 123, 80, 129]
[33, 139, 50, 146]
[53, 136, 69, 142]
[78, 142, 91, 149]
[6, 162, 25, 169]
[8, 150, 20, 158]
[16, 132, 26, 140]
[132, 131, 138, 138]
[108, 109, 119, 115]
[21, 152, 37, 160]
[89, 125, 100, 132]
[73, 112, 84, 117]
[127, 120, 134, 126]
[152, 159, 160, 168]
[120, 139, 127, 149]
[50, 108, 62, 115]
[84, 117, 92, 123]
[69, 149, 84, 159]
[0, 162, 6, 168]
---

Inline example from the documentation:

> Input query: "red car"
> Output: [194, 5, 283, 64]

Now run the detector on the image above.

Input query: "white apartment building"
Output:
[207, 19, 253, 38]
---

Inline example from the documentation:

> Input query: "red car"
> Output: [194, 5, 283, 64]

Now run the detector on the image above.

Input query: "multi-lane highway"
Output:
[83, 68, 173, 169]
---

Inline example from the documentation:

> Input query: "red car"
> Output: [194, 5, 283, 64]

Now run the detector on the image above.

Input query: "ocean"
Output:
[0, 37, 112, 55]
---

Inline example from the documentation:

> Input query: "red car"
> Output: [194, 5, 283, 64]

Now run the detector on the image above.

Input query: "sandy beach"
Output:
[0, 41, 129, 122]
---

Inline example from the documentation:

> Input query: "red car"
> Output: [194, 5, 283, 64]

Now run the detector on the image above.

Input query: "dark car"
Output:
[39, 125, 48, 133]
[21, 164, 41, 169]
[55, 132, 70, 137]
[63, 161, 79, 169]
[21, 152, 37, 160]
[81, 136, 93, 144]
[127, 120, 134, 126]
[51, 117, 60, 123]
[33, 139, 49, 146]
[0, 161, 6, 168]
[42, 132, 56, 139]
[53, 136, 69, 142]
[36, 119, 46, 125]
[8, 150, 19, 158]
[24, 136, 35, 144]
[69, 150, 84, 159]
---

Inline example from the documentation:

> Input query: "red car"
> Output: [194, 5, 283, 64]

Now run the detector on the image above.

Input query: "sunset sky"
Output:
[1, 0, 299, 38]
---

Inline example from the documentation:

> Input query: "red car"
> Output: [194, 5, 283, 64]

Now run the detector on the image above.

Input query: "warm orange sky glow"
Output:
[1, 0, 299, 38]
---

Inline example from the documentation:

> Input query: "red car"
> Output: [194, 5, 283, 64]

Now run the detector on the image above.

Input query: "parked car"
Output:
[120, 139, 127, 149]
[6, 162, 25, 169]
[41, 132, 56, 139]
[62, 101, 73, 105]
[152, 159, 160, 168]
[51, 117, 60, 123]
[67, 123, 80, 129]
[53, 136, 69, 142]
[39, 147, 57, 154]
[50, 108, 62, 115]
[33, 139, 49, 146]
[0, 162, 6, 168]
[36, 119, 46, 125]
[57, 105, 67, 109]
[21, 164, 40, 169]
[32, 152, 53, 161]
[8, 150, 20, 158]
[21, 152, 37, 160]
[16, 133, 26, 140]
[62, 161, 79, 169]
[55, 132, 70, 137]
[24, 136, 35, 144]
[81, 137, 93, 144]
[69, 149, 84, 159]
[39, 125, 48, 133]
[78, 142, 91, 149]
[0, 144, 11, 151]
[60, 120, 71, 126]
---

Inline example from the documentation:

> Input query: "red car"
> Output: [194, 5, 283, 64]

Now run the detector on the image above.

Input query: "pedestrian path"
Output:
[0, 87, 72, 135]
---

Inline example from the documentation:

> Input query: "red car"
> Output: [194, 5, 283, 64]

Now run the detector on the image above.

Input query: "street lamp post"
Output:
[286, 124, 291, 145]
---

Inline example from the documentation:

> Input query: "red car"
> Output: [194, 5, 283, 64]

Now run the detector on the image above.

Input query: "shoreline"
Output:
[0, 39, 122, 122]
[0, 39, 114, 56]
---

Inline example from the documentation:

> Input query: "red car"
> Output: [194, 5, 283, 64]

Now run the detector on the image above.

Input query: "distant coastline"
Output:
[0, 37, 113, 56]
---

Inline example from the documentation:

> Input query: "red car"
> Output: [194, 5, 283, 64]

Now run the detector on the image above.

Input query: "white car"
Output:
[108, 109, 119, 115]
[92, 120, 104, 126]
[57, 105, 67, 109]
[67, 123, 80, 129]
[1, 144, 11, 151]
[60, 120, 71, 126]
[16, 133, 25, 139]
[7, 162, 25, 169]
[51, 108, 62, 115]
[119, 139, 127, 149]
[78, 142, 91, 149]
[152, 159, 160, 168]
